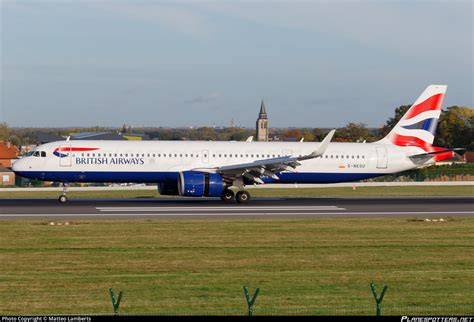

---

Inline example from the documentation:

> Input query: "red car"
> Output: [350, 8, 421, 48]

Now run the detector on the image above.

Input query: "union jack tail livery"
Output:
[378, 85, 458, 162]
[380, 85, 446, 149]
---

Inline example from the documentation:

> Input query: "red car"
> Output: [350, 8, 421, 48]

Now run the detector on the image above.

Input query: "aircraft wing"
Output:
[217, 156, 301, 184]
[193, 130, 335, 184]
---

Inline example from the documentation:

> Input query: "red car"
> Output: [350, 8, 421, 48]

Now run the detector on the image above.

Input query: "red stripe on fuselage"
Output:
[404, 93, 444, 120]
[54, 147, 99, 152]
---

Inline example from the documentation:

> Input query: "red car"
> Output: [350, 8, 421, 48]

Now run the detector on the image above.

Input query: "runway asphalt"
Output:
[0, 196, 473, 219]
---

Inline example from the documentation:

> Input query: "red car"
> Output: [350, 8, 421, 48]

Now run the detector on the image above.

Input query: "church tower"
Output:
[256, 100, 269, 141]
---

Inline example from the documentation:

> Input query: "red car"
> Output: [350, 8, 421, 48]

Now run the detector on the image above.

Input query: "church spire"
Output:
[259, 100, 268, 119]
[256, 99, 269, 141]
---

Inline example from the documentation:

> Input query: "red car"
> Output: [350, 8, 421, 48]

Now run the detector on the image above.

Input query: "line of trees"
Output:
[2, 105, 473, 150]
[0, 122, 10, 142]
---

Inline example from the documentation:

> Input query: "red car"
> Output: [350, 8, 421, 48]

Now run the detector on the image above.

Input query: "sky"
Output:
[1, 0, 472, 128]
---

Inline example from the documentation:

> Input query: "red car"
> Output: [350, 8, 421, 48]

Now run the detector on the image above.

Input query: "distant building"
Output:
[121, 133, 150, 141]
[35, 131, 151, 143]
[70, 132, 149, 141]
[70, 132, 127, 141]
[0, 142, 18, 186]
[256, 100, 269, 141]
[0, 166, 15, 187]
[36, 132, 64, 145]
[0, 141, 19, 168]
[463, 151, 474, 163]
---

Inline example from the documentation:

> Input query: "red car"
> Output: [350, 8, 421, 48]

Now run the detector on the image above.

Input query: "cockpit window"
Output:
[26, 151, 34, 157]
[41, 151, 46, 157]
[33, 151, 40, 157]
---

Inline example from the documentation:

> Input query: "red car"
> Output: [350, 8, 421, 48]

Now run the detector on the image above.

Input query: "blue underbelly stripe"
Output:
[15, 171, 382, 184]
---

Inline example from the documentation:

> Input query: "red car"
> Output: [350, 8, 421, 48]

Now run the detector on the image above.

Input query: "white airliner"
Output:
[12, 85, 459, 203]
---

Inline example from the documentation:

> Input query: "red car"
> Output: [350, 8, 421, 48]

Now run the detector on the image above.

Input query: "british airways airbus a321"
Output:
[12, 85, 460, 203]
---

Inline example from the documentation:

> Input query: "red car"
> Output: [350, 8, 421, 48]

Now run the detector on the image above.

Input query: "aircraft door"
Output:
[202, 150, 209, 164]
[376, 147, 388, 169]
[59, 144, 72, 167]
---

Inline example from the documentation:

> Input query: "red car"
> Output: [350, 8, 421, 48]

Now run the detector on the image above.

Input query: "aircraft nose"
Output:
[12, 159, 21, 172]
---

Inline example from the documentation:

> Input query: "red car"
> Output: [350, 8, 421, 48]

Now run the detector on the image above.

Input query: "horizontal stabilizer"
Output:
[409, 148, 464, 160]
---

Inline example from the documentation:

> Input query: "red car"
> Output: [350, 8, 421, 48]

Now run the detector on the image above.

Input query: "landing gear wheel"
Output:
[58, 195, 68, 204]
[236, 190, 251, 203]
[220, 189, 235, 202]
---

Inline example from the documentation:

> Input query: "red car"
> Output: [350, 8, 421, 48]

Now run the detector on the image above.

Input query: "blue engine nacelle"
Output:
[178, 171, 225, 197]
[157, 181, 179, 195]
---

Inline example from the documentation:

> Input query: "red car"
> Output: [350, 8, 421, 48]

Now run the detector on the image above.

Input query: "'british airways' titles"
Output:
[75, 157, 145, 165]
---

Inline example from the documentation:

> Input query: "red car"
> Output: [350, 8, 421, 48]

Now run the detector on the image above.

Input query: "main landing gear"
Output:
[58, 182, 69, 204]
[220, 189, 235, 202]
[220, 189, 251, 203]
[235, 190, 250, 203]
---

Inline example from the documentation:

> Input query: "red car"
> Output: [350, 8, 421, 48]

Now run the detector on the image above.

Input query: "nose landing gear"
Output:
[58, 182, 69, 203]
[58, 194, 68, 203]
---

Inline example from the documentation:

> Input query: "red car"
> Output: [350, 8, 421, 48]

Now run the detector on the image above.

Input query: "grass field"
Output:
[0, 217, 473, 315]
[0, 185, 473, 199]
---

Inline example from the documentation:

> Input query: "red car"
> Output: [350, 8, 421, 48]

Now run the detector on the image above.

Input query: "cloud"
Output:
[94, 2, 210, 39]
[185, 91, 222, 104]
[202, 1, 472, 64]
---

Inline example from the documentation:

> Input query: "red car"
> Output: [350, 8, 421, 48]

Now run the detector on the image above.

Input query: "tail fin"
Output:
[379, 85, 447, 150]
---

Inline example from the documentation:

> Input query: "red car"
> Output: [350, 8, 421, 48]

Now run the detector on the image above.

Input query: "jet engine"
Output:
[157, 181, 180, 195]
[178, 171, 225, 197]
